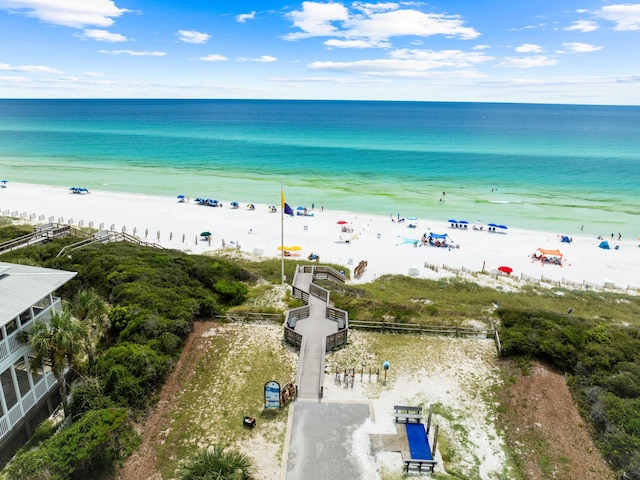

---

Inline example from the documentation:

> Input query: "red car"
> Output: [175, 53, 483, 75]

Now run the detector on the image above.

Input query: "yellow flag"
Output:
[281, 189, 285, 208]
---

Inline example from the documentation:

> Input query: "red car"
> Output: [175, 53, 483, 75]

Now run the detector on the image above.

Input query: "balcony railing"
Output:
[0, 371, 56, 443]
[0, 298, 61, 364]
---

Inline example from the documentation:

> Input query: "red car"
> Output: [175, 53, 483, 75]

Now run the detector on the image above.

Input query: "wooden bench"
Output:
[394, 412, 423, 423]
[404, 459, 437, 473]
[394, 405, 423, 414]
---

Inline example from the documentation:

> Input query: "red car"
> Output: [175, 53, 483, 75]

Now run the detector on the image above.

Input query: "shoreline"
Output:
[1, 182, 639, 291]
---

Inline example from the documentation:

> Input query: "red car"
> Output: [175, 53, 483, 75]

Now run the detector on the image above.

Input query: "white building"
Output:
[0, 262, 76, 466]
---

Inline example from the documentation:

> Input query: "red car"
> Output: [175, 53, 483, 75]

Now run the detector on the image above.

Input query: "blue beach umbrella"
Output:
[496, 224, 508, 229]
[487, 223, 497, 227]
[177, 194, 185, 199]
[459, 220, 469, 224]
[1, 180, 7, 184]
[297, 206, 306, 210]
[448, 219, 457, 223]
[407, 216, 417, 220]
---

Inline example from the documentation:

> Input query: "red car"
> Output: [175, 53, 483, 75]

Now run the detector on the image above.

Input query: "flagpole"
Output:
[280, 179, 284, 284]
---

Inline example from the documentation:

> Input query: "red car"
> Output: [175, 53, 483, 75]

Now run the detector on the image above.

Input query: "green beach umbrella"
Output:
[200, 231, 212, 237]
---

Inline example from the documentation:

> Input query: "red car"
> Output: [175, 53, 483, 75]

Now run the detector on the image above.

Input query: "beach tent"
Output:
[599, 241, 610, 249]
[425, 232, 450, 247]
[561, 235, 571, 243]
[533, 248, 563, 266]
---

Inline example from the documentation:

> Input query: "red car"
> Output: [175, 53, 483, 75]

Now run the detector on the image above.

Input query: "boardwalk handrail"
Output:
[295, 336, 307, 390]
[318, 336, 326, 399]
[286, 305, 310, 329]
[312, 265, 346, 284]
[326, 306, 348, 329]
[0, 232, 41, 253]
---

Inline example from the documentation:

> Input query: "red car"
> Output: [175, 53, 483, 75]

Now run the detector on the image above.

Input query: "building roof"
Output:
[0, 262, 77, 325]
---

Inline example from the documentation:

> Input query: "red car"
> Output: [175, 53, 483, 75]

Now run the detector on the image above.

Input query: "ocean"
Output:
[0, 99, 638, 236]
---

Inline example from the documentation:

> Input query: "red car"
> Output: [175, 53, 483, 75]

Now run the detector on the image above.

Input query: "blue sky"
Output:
[1, 0, 639, 104]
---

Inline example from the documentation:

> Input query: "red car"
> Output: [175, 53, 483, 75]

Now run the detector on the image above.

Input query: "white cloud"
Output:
[255, 55, 277, 62]
[564, 20, 599, 32]
[515, 43, 543, 53]
[198, 54, 228, 62]
[285, 2, 350, 39]
[270, 75, 388, 85]
[352, 2, 399, 16]
[0, 75, 29, 83]
[559, 42, 603, 53]
[83, 71, 106, 77]
[99, 50, 166, 56]
[0, 0, 129, 28]
[236, 11, 256, 23]
[307, 48, 493, 78]
[597, 4, 640, 30]
[178, 30, 211, 44]
[495, 55, 558, 68]
[347, 10, 480, 41]
[324, 38, 391, 48]
[0, 62, 62, 74]
[473, 44, 491, 50]
[77, 29, 127, 42]
[284, 2, 479, 44]
[239, 55, 277, 62]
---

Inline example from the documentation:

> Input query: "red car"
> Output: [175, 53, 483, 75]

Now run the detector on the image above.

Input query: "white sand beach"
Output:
[1, 182, 639, 292]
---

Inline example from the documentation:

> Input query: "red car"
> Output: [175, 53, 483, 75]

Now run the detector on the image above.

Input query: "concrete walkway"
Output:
[285, 401, 373, 480]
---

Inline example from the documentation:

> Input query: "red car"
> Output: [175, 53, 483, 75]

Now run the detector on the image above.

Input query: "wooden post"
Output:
[431, 424, 439, 457]
[427, 404, 433, 434]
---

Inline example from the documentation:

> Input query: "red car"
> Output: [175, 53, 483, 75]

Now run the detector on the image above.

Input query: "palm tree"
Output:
[23, 309, 88, 418]
[67, 289, 108, 370]
[176, 444, 256, 480]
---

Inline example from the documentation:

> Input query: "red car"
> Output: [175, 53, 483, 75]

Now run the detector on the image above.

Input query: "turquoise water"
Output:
[0, 99, 638, 236]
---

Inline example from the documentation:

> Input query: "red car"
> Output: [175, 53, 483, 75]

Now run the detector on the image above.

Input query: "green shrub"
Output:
[69, 376, 115, 419]
[3, 408, 138, 480]
[95, 343, 172, 409]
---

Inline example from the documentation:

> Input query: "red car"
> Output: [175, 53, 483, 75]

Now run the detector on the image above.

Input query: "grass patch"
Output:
[155, 324, 297, 478]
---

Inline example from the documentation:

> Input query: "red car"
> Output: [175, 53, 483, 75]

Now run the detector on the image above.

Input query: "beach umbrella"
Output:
[496, 224, 508, 229]
[458, 220, 469, 224]
[448, 219, 458, 223]
[297, 206, 306, 211]
[277, 245, 290, 251]
[498, 266, 513, 275]
[1, 180, 7, 184]
[289, 245, 302, 251]
[200, 231, 212, 237]
[407, 216, 417, 221]
[336, 220, 348, 225]
[487, 223, 498, 227]
[247, 203, 255, 209]
[177, 194, 185, 199]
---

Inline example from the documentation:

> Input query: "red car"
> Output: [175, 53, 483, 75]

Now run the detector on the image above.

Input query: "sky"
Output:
[1, 1, 640, 104]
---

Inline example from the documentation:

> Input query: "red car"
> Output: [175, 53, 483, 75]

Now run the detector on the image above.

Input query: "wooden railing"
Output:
[348, 320, 492, 338]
